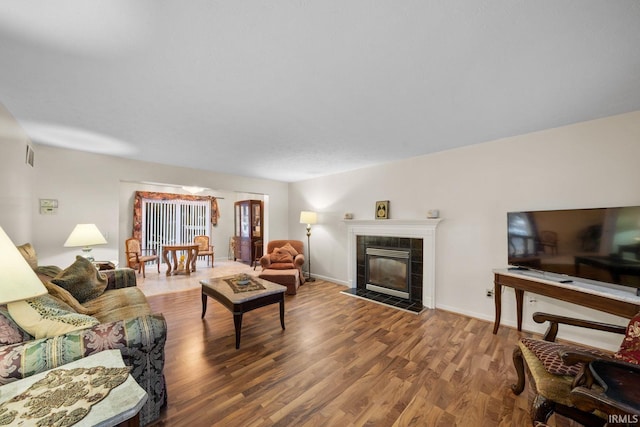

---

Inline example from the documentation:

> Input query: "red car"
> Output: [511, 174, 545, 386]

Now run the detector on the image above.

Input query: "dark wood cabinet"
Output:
[234, 200, 263, 264]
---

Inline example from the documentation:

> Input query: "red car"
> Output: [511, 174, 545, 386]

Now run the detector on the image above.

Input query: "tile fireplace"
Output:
[346, 219, 441, 309]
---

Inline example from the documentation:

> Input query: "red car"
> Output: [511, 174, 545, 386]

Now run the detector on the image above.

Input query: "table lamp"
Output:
[0, 227, 47, 304]
[299, 211, 317, 282]
[63, 224, 107, 262]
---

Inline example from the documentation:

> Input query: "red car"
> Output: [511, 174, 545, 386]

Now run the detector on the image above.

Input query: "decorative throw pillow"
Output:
[271, 248, 294, 264]
[614, 313, 640, 365]
[7, 295, 99, 339]
[279, 242, 299, 257]
[42, 281, 90, 315]
[16, 243, 38, 270]
[51, 256, 107, 303]
[35, 265, 63, 280]
[0, 305, 29, 344]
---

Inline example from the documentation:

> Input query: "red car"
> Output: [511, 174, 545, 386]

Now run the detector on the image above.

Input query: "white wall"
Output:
[288, 111, 640, 349]
[29, 145, 289, 268]
[0, 104, 35, 243]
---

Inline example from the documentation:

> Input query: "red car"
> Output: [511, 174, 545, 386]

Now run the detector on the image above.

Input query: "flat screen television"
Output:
[507, 206, 640, 290]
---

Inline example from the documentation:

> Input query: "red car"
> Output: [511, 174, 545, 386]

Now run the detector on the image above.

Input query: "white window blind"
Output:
[141, 199, 210, 259]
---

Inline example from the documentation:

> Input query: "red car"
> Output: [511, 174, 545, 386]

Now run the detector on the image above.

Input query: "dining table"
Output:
[162, 244, 199, 276]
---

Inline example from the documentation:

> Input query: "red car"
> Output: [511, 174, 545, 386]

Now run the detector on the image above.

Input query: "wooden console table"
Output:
[493, 269, 640, 334]
[162, 244, 199, 276]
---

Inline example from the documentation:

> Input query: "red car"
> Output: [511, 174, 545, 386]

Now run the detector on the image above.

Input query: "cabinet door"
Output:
[240, 203, 250, 238]
[252, 202, 262, 238]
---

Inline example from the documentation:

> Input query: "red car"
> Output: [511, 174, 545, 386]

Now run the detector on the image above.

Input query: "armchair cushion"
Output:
[614, 312, 640, 364]
[521, 337, 609, 376]
[51, 256, 108, 303]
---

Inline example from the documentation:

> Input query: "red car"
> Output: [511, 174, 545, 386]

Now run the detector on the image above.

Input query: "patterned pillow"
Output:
[614, 313, 640, 365]
[0, 305, 30, 344]
[520, 337, 609, 376]
[7, 295, 99, 339]
[51, 256, 107, 303]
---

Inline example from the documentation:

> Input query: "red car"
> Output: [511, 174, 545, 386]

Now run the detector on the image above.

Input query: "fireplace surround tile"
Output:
[356, 235, 424, 306]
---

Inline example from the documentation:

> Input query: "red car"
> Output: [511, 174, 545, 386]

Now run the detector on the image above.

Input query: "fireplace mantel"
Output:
[346, 218, 441, 309]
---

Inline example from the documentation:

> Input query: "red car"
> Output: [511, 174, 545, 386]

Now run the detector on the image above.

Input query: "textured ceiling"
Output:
[1, 1, 639, 182]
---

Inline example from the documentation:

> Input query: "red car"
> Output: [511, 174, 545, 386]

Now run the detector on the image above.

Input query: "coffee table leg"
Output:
[233, 313, 243, 349]
[279, 297, 285, 330]
[201, 293, 208, 318]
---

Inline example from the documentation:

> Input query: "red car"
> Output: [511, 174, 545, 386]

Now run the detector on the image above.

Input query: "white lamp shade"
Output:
[299, 211, 317, 225]
[0, 227, 47, 304]
[64, 224, 107, 247]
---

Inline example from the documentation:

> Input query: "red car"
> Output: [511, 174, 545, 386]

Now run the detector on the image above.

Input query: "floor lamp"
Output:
[299, 211, 317, 282]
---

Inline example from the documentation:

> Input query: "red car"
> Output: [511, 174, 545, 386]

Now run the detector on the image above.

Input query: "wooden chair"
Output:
[194, 235, 214, 267]
[125, 237, 159, 278]
[512, 311, 640, 426]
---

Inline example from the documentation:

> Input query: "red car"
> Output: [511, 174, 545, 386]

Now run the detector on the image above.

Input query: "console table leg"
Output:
[515, 289, 524, 331]
[493, 282, 502, 334]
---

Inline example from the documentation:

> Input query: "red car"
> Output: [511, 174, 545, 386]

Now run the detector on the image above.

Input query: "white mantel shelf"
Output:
[346, 218, 442, 309]
[344, 219, 443, 226]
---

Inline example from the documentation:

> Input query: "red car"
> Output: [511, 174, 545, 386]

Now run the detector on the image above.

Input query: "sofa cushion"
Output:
[7, 295, 99, 339]
[52, 256, 108, 303]
[0, 305, 30, 344]
[82, 287, 152, 323]
[614, 312, 640, 365]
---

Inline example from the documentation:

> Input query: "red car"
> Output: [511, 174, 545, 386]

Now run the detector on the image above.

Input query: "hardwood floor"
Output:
[146, 277, 581, 426]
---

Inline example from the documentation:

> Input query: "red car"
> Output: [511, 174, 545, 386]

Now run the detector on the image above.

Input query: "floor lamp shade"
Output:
[299, 211, 317, 226]
[0, 227, 47, 304]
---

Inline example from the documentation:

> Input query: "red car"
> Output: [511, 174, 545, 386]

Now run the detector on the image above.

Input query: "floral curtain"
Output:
[132, 191, 219, 241]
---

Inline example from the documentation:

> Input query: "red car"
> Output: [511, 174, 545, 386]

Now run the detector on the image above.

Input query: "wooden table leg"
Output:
[233, 312, 243, 349]
[163, 249, 172, 276]
[190, 248, 197, 273]
[493, 281, 502, 334]
[515, 288, 524, 331]
[279, 297, 285, 330]
[201, 293, 208, 318]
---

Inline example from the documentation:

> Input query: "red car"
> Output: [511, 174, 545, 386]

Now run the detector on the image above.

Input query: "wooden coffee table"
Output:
[201, 275, 286, 349]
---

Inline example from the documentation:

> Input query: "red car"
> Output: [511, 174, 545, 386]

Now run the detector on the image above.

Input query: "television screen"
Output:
[507, 206, 640, 289]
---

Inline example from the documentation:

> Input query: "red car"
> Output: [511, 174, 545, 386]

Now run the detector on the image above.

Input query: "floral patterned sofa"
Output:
[0, 244, 167, 426]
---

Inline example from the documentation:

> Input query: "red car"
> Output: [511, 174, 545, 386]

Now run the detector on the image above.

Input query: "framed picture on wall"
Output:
[375, 200, 389, 219]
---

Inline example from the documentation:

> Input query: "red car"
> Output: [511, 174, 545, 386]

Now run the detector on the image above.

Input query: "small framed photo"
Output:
[375, 200, 389, 219]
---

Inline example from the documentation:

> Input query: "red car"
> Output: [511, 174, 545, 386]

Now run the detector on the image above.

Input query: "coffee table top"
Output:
[201, 275, 286, 304]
